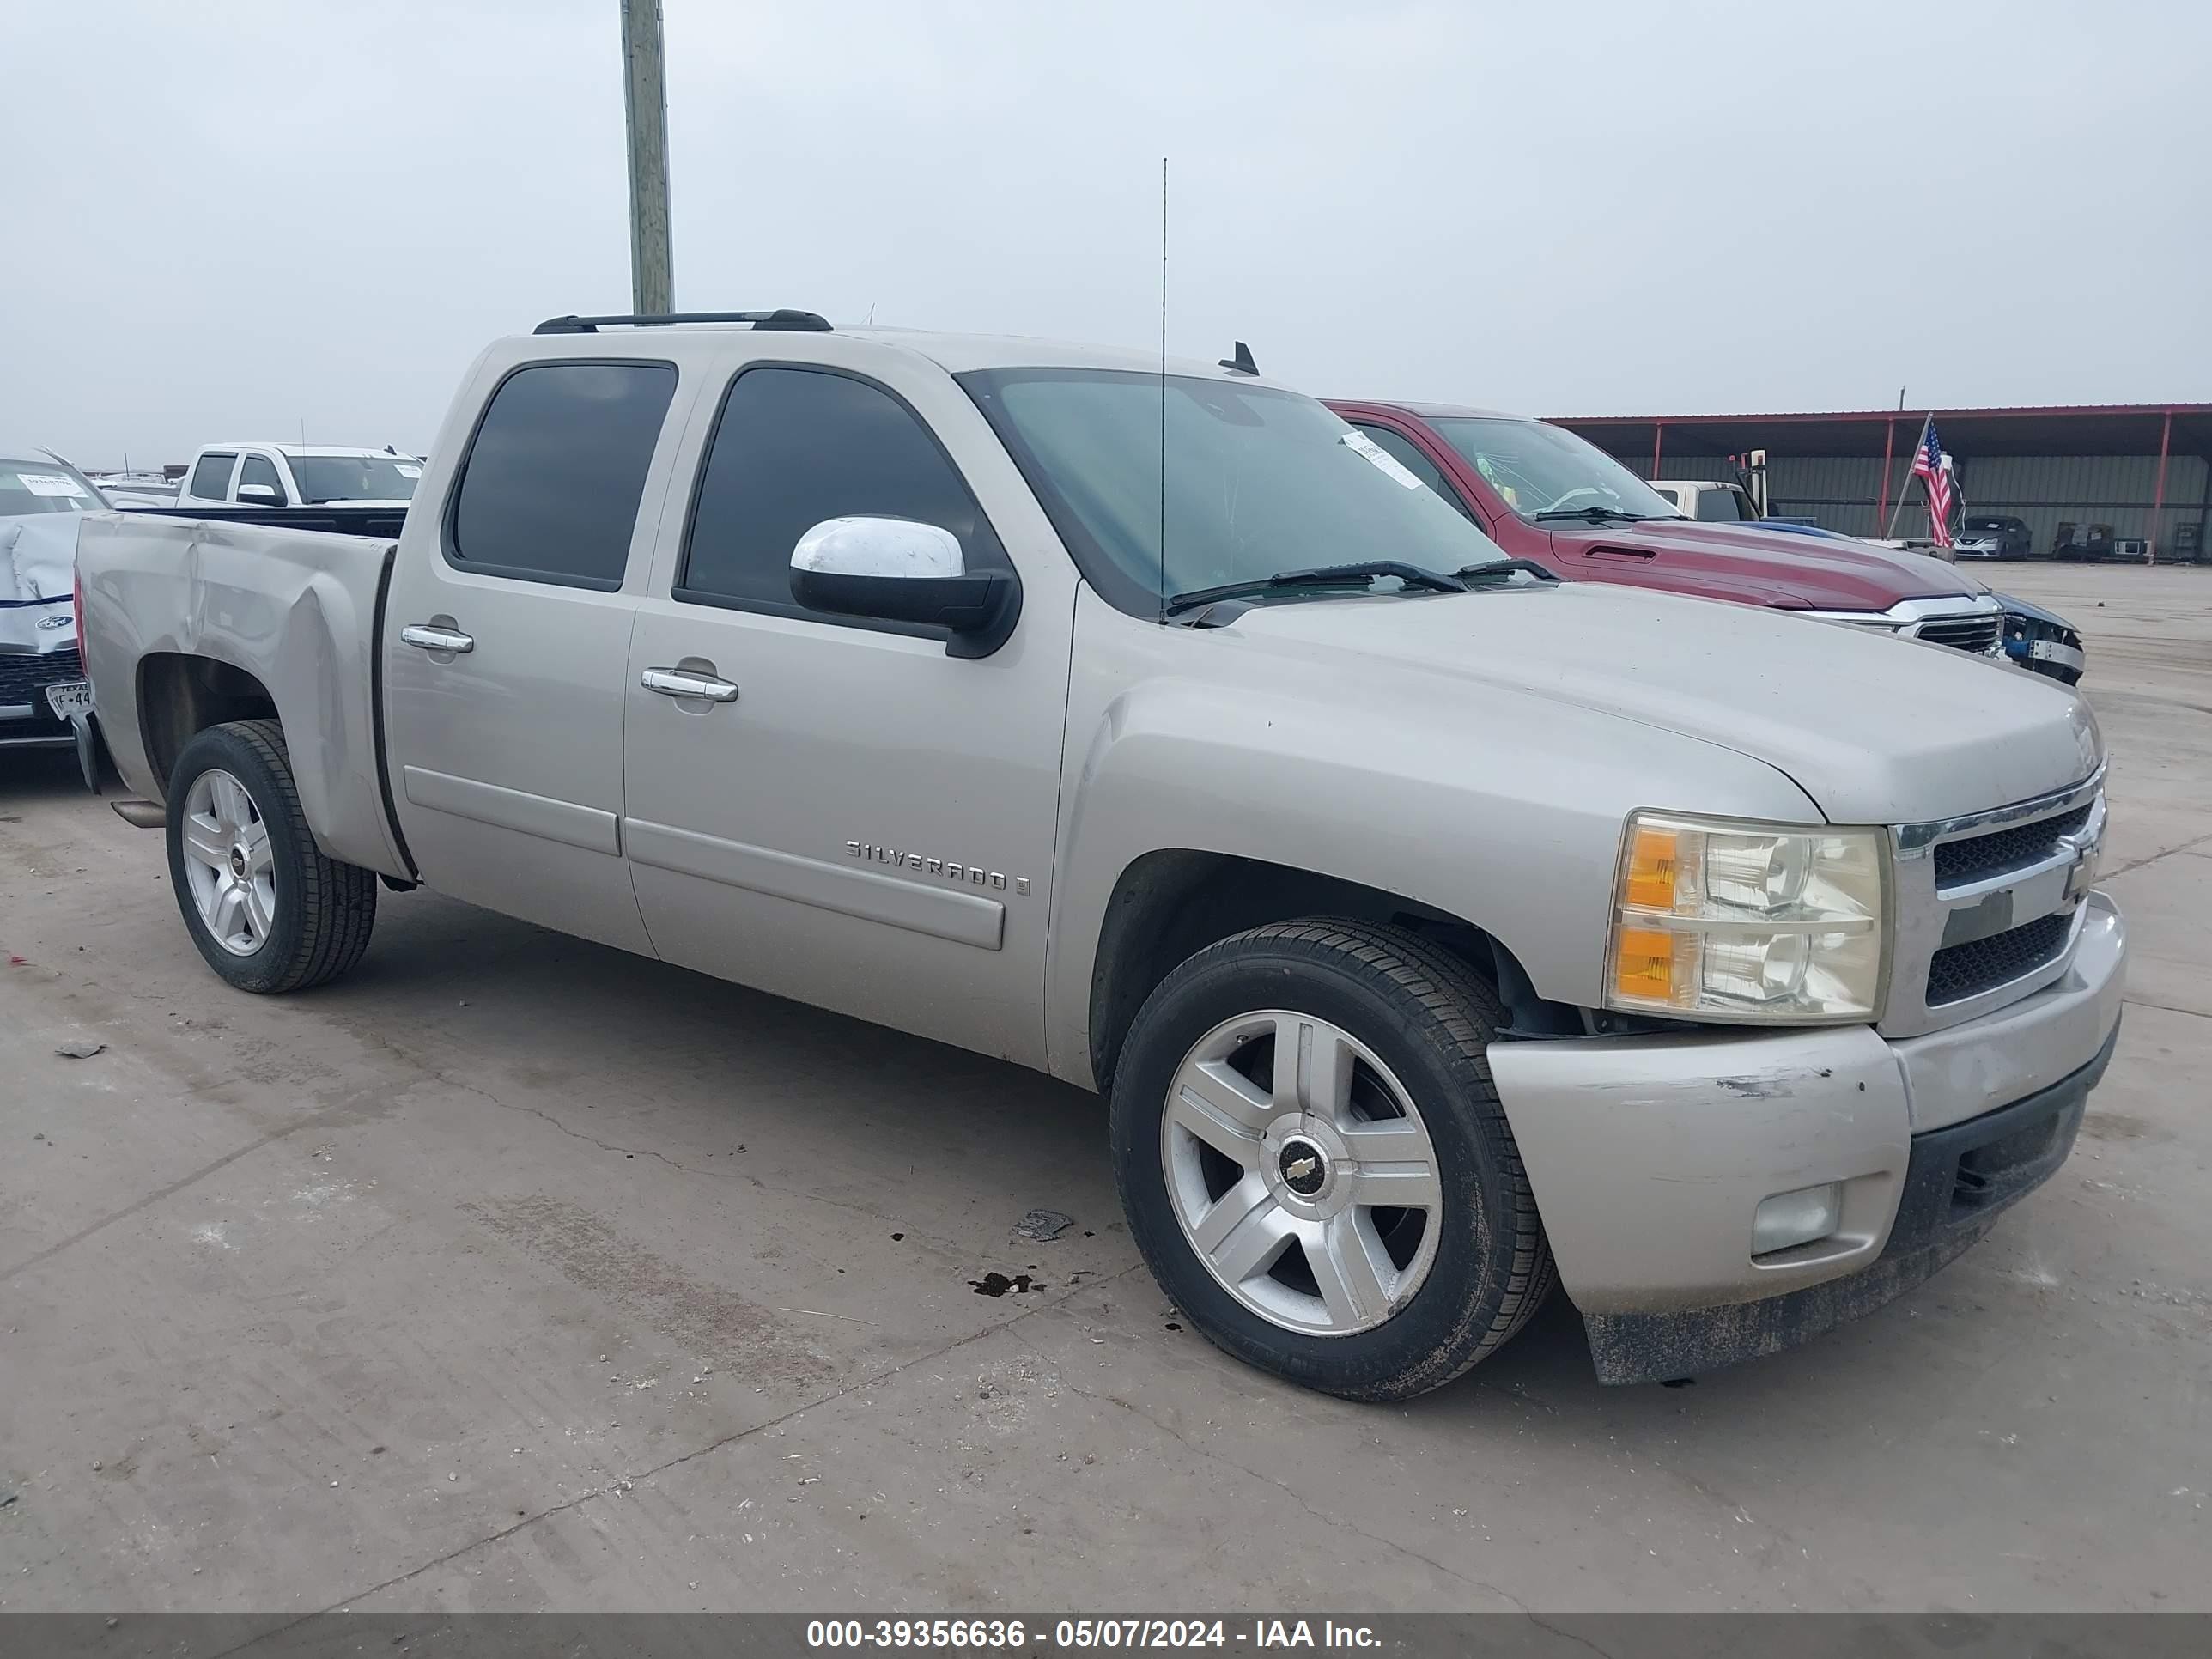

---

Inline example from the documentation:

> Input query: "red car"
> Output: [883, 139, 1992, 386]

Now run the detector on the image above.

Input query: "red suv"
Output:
[1325, 401, 2007, 658]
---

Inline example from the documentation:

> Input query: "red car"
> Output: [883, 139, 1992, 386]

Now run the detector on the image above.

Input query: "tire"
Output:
[1111, 919, 1553, 1401]
[166, 719, 377, 994]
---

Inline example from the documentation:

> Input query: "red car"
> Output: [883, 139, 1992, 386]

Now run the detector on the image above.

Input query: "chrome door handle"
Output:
[400, 623, 475, 653]
[641, 667, 739, 703]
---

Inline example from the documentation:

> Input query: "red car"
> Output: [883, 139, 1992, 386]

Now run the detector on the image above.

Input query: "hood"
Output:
[1543, 517, 1972, 611]
[1992, 591, 2075, 632]
[1222, 580, 2100, 824]
[0, 513, 81, 653]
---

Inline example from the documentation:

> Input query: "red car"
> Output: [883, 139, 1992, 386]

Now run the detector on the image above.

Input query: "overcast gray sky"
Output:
[9, 0, 2208, 467]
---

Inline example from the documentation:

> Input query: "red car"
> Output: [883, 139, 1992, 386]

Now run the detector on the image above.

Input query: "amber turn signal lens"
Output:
[1623, 826, 1680, 911]
[1613, 927, 1677, 1000]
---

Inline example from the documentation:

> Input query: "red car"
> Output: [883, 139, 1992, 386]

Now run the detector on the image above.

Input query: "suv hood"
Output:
[1544, 517, 1972, 611]
[1227, 580, 2099, 824]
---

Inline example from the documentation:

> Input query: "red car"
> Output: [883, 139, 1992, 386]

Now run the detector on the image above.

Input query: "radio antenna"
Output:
[1158, 155, 1168, 623]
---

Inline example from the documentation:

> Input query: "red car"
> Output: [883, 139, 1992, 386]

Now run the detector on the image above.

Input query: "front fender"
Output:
[1042, 590, 1823, 1088]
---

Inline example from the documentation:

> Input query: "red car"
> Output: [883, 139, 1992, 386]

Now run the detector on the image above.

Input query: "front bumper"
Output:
[1, 646, 86, 751]
[1486, 891, 2124, 1381]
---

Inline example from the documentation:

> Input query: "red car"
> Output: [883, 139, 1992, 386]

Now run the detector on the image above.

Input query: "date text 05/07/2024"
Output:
[805, 1620, 1382, 1650]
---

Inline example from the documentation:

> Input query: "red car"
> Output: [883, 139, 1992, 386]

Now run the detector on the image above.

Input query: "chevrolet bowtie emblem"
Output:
[1283, 1156, 1318, 1182]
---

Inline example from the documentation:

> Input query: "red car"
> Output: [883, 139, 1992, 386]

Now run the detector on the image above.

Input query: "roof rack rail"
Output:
[533, 309, 832, 336]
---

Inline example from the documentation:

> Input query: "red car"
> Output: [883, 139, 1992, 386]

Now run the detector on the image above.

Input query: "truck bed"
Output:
[76, 512, 412, 880]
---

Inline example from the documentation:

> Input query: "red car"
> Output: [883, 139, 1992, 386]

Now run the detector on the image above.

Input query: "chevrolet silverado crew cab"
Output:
[70, 311, 2124, 1398]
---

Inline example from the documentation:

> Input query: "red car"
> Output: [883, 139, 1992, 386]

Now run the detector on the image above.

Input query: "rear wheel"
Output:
[1111, 919, 1553, 1401]
[167, 720, 376, 993]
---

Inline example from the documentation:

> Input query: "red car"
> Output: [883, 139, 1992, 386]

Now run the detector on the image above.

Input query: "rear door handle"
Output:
[400, 623, 476, 653]
[641, 666, 740, 703]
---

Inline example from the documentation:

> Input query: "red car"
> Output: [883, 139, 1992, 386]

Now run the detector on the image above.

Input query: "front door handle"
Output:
[641, 666, 740, 703]
[400, 623, 476, 653]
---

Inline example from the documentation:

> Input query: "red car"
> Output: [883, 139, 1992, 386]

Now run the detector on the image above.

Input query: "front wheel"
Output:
[1110, 920, 1553, 1401]
[167, 720, 377, 993]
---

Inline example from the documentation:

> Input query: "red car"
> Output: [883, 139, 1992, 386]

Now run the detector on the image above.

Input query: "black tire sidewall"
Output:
[166, 727, 313, 993]
[1112, 935, 1526, 1399]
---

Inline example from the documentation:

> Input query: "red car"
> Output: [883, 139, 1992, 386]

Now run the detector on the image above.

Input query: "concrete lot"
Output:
[2, 565, 2207, 1615]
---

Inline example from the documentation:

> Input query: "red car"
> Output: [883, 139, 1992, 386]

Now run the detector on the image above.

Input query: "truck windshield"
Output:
[1, 458, 106, 517]
[960, 368, 1506, 618]
[289, 454, 422, 503]
[1428, 418, 1680, 523]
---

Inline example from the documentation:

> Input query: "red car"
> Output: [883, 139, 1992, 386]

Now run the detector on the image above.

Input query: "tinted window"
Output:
[1694, 487, 1751, 521]
[680, 368, 1006, 614]
[1351, 424, 1469, 515]
[449, 361, 677, 587]
[238, 454, 283, 499]
[189, 453, 236, 500]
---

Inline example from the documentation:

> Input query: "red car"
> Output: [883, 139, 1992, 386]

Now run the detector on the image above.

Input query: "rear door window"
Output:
[447, 360, 678, 588]
[189, 453, 237, 501]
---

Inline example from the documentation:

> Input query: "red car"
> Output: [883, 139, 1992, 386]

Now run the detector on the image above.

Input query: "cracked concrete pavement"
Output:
[1, 565, 2207, 1613]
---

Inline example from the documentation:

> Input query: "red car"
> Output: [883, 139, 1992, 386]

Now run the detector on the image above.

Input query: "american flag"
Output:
[1911, 418, 1955, 549]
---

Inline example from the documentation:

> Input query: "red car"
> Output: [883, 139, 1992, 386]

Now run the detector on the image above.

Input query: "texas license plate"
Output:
[43, 678, 94, 721]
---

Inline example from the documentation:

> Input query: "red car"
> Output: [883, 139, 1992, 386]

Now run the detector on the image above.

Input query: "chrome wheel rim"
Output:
[1161, 1010, 1443, 1337]
[180, 769, 276, 957]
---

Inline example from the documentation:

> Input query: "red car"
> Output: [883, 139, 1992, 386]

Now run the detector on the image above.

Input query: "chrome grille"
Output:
[1934, 802, 2095, 888]
[1912, 613, 2002, 655]
[0, 646, 80, 708]
[1927, 912, 2075, 1006]
[1882, 770, 2104, 1037]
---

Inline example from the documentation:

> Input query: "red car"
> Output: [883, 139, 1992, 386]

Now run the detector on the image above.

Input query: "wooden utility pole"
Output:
[621, 0, 673, 314]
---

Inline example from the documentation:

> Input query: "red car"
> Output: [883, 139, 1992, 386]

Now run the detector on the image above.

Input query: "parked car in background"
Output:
[1956, 514, 2033, 560]
[1997, 592, 2087, 684]
[173, 443, 423, 510]
[2, 448, 104, 755]
[1648, 478, 1759, 522]
[67, 313, 2123, 1399]
[1326, 401, 2010, 657]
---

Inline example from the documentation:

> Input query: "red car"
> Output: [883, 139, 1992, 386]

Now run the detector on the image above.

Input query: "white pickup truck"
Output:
[173, 442, 423, 510]
[70, 311, 2124, 1398]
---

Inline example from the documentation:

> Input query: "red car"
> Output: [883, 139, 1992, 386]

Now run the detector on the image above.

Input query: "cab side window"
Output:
[678, 366, 1008, 625]
[188, 452, 237, 501]
[1350, 424, 1474, 520]
[238, 454, 285, 502]
[447, 360, 678, 589]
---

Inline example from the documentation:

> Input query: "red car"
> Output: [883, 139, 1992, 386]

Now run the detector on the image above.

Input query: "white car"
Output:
[175, 442, 423, 510]
[2, 447, 105, 754]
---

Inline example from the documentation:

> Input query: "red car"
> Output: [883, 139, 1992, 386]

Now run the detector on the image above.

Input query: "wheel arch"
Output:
[137, 652, 279, 794]
[1084, 848, 1570, 1094]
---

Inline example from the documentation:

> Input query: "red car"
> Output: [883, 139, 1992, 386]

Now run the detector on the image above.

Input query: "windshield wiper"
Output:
[1453, 557, 1559, 583]
[1531, 507, 1663, 523]
[1163, 560, 1466, 617]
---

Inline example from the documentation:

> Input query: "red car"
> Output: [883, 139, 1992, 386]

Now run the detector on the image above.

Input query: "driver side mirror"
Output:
[236, 483, 287, 507]
[788, 517, 1019, 659]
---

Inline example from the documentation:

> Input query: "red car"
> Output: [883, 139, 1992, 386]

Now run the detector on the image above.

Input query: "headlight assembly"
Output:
[1605, 813, 1888, 1024]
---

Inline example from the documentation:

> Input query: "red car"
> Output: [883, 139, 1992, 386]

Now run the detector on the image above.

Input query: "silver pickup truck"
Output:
[70, 311, 2124, 1398]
